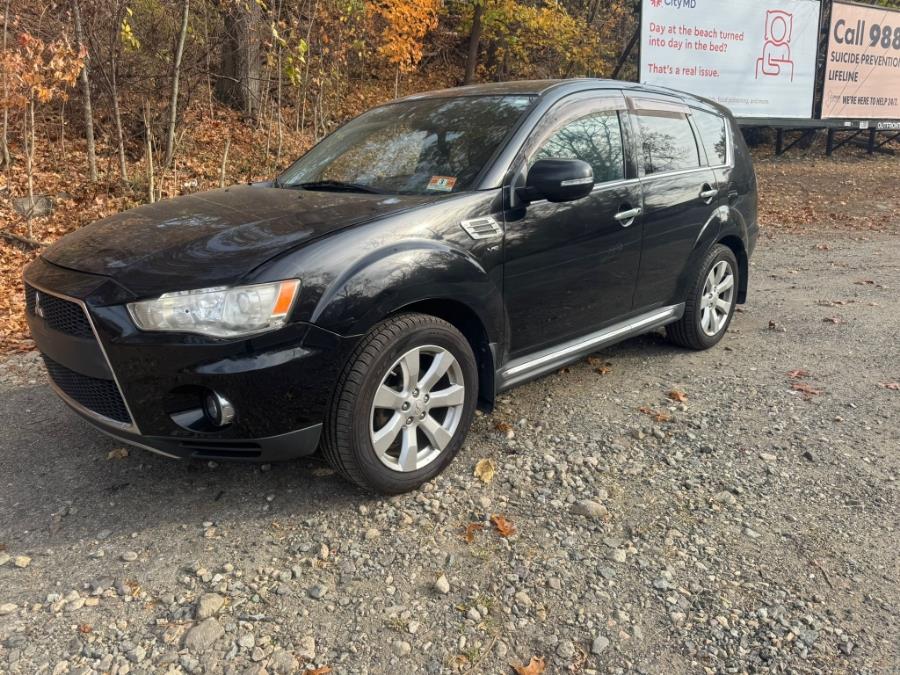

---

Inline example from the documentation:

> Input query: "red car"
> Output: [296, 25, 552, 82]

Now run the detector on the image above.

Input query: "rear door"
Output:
[502, 91, 644, 357]
[627, 96, 719, 310]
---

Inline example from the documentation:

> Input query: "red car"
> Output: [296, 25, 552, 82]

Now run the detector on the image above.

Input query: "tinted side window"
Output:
[636, 112, 700, 175]
[692, 110, 728, 166]
[533, 111, 625, 184]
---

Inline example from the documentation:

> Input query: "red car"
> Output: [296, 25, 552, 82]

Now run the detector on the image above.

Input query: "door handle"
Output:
[699, 184, 718, 201]
[614, 207, 642, 225]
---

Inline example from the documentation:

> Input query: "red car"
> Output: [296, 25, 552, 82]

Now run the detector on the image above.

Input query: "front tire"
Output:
[666, 244, 739, 350]
[321, 313, 478, 494]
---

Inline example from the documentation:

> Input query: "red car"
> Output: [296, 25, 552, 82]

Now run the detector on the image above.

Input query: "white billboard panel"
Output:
[640, 0, 821, 118]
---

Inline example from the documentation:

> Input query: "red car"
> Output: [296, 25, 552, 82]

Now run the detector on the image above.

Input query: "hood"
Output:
[42, 184, 434, 297]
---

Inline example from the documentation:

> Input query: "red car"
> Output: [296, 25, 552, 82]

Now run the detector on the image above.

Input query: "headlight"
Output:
[127, 280, 300, 338]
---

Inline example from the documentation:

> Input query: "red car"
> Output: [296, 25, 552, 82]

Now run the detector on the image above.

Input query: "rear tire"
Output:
[321, 313, 478, 494]
[666, 244, 739, 350]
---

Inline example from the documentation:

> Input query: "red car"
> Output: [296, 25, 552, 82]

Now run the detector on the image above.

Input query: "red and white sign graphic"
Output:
[756, 11, 796, 81]
[640, 0, 821, 118]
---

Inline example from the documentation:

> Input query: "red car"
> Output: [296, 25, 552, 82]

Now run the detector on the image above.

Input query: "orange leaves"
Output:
[513, 656, 546, 675]
[78, 624, 92, 634]
[463, 523, 484, 543]
[4, 31, 84, 109]
[791, 382, 823, 399]
[302, 667, 332, 675]
[639, 406, 671, 423]
[787, 368, 810, 379]
[490, 514, 516, 538]
[587, 356, 612, 375]
[463, 515, 515, 542]
[667, 389, 688, 403]
[372, 0, 441, 71]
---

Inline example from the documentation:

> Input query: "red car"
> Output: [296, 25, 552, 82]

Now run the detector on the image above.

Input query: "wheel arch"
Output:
[717, 234, 748, 304]
[390, 298, 497, 411]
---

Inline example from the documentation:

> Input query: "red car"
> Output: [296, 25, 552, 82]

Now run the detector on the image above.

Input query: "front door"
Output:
[502, 92, 643, 358]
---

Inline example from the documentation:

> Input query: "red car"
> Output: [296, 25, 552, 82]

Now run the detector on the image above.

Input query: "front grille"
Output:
[42, 355, 131, 425]
[24, 284, 94, 338]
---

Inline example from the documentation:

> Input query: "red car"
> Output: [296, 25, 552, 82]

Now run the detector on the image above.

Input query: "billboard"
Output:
[639, 0, 821, 118]
[822, 2, 900, 119]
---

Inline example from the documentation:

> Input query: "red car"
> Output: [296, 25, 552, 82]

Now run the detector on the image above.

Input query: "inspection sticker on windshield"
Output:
[426, 176, 457, 192]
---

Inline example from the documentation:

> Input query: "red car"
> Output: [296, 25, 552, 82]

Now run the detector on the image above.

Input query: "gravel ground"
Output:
[1, 231, 898, 675]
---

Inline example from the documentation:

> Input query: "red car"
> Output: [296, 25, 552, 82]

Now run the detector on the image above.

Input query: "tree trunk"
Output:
[144, 102, 155, 203]
[463, 1, 484, 85]
[110, 0, 128, 181]
[1, 0, 11, 171]
[164, 0, 190, 168]
[216, 0, 262, 119]
[25, 95, 35, 239]
[72, 0, 98, 181]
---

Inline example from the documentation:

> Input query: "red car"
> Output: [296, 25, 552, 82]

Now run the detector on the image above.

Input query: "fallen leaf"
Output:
[792, 382, 823, 399]
[78, 624, 92, 634]
[107, 447, 128, 460]
[667, 389, 688, 403]
[822, 316, 844, 324]
[787, 369, 810, 379]
[493, 421, 514, 438]
[854, 279, 875, 285]
[303, 668, 332, 675]
[473, 458, 496, 484]
[814, 243, 831, 251]
[639, 406, 671, 423]
[513, 656, 546, 675]
[879, 382, 900, 391]
[490, 514, 516, 538]
[588, 357, 612, 374]
[463, 522, 484, 543]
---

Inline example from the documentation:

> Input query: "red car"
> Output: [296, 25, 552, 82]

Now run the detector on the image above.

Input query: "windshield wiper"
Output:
[287, 180, 384, 194]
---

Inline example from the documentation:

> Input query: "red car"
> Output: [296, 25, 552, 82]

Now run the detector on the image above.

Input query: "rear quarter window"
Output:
[636, 111, 700, 175]
[692, 109, 729, 166]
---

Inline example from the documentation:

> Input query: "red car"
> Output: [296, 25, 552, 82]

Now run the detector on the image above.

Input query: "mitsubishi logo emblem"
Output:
[34, 291, 45, 318]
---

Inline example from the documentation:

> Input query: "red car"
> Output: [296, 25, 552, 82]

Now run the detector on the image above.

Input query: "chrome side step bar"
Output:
[497, 304, 684, 390]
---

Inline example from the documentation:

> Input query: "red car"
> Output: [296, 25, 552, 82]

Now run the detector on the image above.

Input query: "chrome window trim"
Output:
[26, 279, 140, 433]
[523, 177, 640, 207]
[638, 166, 718, 181]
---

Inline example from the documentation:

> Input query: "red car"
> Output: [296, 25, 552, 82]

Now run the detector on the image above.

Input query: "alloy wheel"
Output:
[369, 345, 466, 472]
[699, 260, 735, 337]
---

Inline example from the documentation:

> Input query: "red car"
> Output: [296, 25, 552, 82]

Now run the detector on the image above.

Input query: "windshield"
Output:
[278, 95, 534, 195]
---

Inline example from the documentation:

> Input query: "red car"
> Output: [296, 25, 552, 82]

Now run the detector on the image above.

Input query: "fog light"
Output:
[204, 391, 235, 427]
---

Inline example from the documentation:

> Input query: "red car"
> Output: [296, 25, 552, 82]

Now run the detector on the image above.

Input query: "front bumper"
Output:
[24, 257, 353, 462]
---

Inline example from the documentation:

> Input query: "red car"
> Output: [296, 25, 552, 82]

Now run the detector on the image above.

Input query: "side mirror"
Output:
[523, 159, 594, 204]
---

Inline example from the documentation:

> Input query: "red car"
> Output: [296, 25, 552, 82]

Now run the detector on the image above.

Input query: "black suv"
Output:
[25, 79, 757, 493]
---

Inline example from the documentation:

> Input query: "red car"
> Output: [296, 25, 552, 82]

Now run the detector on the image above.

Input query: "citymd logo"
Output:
[650, 0, 697, 8]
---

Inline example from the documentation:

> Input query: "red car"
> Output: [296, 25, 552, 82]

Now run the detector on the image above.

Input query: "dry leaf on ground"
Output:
[639, 406, 671, 423]
[78, 624, 92, 634]
[107, 447, 128, 460]
[667, 389, 688, 402]
[303, 667, 332, 675]
[879, 382, 899, 391]
[787, 369, 810, 379]
[490, 514, 516, 538]
[822, 316, 845, 324]
[493, 421, 514, 438]
[792, 382, 823, 398]
[513, 656, 546, 675]
[473, 458, 496, 484]
[463, 523, 484, 543]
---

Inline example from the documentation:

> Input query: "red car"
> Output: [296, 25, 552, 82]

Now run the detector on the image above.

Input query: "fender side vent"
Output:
[460, 217, 503, 240]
